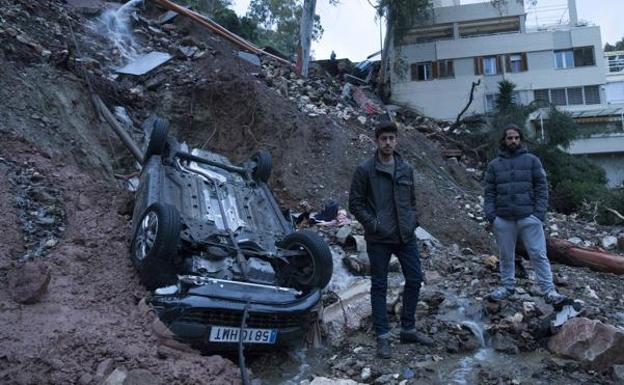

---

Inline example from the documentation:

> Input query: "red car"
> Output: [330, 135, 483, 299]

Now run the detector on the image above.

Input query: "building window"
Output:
[534, 89, 549, 107]
[485, 94, 496, 112]
[567, 87, 584, 105]
[483, 56, 498, 75]
[438, 60, 455, 78]
[506, 53, 527, 73]
[554, 47, 595, 69]
[550, 88, 567, 105]
[584, 85, 601, 104]
[574, 47, 595, 67]
[411, 62, 433, 81]
[533, 86, 602, 106]
[554, 50, 574, 69]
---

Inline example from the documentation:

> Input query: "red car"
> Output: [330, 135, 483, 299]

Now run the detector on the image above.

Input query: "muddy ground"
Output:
[0, 0, 623, 384]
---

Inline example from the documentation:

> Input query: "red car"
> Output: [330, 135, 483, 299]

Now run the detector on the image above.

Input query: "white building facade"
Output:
[388, 0, 606, 121]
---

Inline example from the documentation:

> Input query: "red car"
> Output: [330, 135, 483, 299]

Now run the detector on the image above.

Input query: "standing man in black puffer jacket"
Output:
[349, 122, 433, 359]
[484, 124, 566, 304]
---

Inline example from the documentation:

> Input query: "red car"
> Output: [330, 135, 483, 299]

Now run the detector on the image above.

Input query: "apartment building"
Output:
[562, 50, 624, 187]
[388, 0, 606, 120]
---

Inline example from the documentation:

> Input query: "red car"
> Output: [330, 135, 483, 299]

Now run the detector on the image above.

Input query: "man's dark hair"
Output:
[499, 124, 524, 145]
[375, 121, 398, 138]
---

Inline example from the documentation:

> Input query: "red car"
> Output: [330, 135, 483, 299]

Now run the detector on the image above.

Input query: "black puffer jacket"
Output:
[484, 146, 548, 222]
[349, 152, 418, 244]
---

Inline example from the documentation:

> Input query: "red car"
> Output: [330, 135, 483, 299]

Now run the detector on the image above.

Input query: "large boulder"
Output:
[548, 317, 624, 371]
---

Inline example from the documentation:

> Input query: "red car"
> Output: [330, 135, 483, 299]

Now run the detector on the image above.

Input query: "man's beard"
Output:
[504, 143, 519, 152]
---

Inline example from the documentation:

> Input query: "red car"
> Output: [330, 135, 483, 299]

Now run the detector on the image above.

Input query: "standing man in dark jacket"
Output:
[349, 122, 433, 359]
[484, 124, 565, 304]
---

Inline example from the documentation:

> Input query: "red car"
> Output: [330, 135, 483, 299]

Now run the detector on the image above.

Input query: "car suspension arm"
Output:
[175, 151, 248, 177]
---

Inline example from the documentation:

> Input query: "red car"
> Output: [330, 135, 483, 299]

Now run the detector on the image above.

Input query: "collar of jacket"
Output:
[372, 151, 409, 176]
[498, 145, 528, 159]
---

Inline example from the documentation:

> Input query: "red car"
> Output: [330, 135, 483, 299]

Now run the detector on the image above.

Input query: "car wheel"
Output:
[251, 150, 272, 183]
[278, 230, 333, 292]
[130, 203, 180, 290]
[144, 118, 169, 161]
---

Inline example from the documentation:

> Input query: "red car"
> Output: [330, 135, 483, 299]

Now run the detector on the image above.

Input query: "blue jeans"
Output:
[493, 215, 555, 293]
[366, 239, 423, 336]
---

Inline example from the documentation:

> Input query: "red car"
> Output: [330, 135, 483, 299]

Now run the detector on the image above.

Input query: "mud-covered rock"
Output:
[8, 261, 50, 304]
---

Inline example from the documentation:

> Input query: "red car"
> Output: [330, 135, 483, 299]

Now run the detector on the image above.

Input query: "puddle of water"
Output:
[253, 347, 329, 385]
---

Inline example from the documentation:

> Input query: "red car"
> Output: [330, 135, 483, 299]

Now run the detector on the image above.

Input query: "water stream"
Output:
[91, 0, 143, 63]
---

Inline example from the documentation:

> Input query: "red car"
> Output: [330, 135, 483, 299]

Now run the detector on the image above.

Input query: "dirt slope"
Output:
[0, 131, 242, 385]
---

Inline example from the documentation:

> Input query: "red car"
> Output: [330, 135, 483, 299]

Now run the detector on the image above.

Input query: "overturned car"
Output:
[130, 119, 333, 351]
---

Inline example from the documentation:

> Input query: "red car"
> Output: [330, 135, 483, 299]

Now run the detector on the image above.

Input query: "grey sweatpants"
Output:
[493, 215, 555, 293]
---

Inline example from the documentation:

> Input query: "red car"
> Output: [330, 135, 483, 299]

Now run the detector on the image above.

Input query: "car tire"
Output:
[278, 230, 333, 292]
[144, 118, 169, 161]
[251, 150, 272, 183]
[130, 203, 181, 290]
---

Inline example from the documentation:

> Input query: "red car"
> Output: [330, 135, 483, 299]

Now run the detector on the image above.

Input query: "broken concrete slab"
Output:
[322, 279, 371, 344]
[238, 51, 261, 67]
[177, 45, 198, 58]
[548, 317, 624, 371]
[552, 302, 582, 328]
[158, 10, 179, 24]
[101, 367, 127, 385]
[116, 52, 172, 76]
[415, 226, 440, 246]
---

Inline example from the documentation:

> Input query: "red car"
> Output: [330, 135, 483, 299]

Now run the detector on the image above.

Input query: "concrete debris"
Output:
[101, 367, 127, 385]
[322, 279, 371, 344]
[238, 51, 261, 66]
[158, 10, 178, 24]
[602, 235, 618, 250]
[548, 317, 624, 371]
[552, 303, 583, 327]
[116, 52, 172, 76]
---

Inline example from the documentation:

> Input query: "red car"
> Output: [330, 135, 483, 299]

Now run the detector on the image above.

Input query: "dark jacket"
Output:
[484, 146, 548, 222]
[349, 152, 418, 243]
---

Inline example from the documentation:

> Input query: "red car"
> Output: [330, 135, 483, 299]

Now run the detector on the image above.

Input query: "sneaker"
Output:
[376, 336, 392, 359]
[545, 290, 567, 305]
[400, 329, 434, 346]
[488, 287, 514, 301]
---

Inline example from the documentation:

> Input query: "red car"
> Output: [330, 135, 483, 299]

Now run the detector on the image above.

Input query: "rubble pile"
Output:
[308, 211, 624, 384]
[260, 61, 388, 125]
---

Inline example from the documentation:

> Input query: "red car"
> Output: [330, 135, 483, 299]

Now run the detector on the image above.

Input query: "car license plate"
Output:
[209, 326, 277, 344]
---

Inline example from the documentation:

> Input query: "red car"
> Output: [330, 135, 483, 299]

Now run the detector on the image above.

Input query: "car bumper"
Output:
[148, 277, 322, 351]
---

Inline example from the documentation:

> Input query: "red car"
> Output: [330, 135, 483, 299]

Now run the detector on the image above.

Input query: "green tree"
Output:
[604, 36, 624, 52]
[246, 0, 325, 57]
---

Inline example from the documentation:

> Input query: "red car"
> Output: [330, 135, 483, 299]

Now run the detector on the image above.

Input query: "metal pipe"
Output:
[92, 95, 144, 163]
[175, 151, 247, 175]
[540, 112, 545, 142]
